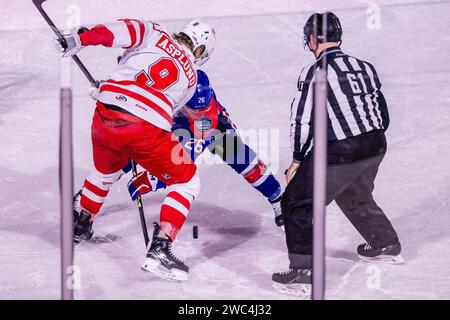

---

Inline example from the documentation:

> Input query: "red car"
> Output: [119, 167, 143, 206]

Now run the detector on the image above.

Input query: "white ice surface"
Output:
[0, 0, 449, 299]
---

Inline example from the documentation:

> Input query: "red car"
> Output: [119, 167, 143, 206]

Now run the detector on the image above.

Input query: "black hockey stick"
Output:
[131, 161, 150, 246]
[33, 0, 150, 247]
[33, 0, 99, 88]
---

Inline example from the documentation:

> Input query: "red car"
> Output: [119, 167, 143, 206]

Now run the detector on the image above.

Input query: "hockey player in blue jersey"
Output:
[127, 70, 284, 228]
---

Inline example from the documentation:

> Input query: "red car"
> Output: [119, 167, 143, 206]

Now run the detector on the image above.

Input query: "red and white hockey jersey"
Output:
[80, 19, 198, 131]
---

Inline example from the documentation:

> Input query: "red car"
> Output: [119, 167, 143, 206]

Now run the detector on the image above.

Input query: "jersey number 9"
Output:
[135, 58, 180, 91]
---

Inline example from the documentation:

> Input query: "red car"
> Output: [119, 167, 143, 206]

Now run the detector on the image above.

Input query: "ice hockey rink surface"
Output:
[0, 0, 449, 299]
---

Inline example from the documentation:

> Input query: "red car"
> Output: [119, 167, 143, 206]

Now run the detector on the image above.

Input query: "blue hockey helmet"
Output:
[186, 70, 214, 110]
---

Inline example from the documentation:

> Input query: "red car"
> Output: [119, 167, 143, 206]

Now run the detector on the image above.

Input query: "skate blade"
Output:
[74, 239, 86, 248]
[73, 231, 94, 247]
[272, 282, 311, 299]
[142, 258, 188, 282]
[358, 254, 405, 265]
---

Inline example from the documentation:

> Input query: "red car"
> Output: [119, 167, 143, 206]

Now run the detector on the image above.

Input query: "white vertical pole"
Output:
[312, 69, 328, 300]
[60, 56, 74, 300]
[312, 13, 329, 301]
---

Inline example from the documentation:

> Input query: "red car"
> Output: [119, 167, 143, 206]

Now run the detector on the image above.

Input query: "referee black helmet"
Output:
[303, 12, 343, 50]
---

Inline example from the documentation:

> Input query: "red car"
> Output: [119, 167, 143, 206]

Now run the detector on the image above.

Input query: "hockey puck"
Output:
[193, 226, 198, 239]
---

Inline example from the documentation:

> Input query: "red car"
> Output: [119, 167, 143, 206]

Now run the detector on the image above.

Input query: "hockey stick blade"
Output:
[32, 0, 67, 47]
[33, 0, 47, 6]
[32, 0, 49, 14]
[33, 0, 59, 33]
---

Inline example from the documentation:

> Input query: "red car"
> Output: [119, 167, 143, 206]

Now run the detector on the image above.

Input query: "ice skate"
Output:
[357, 242, 404, 264]
[270, 197, 284, 231]
[73, 190, 94, 244]
[272, 268, 312, 299]
[142, 223, 189, 281]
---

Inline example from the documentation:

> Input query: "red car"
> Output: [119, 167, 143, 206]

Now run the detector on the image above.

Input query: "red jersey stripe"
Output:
[160, 204, 187, 230]
[135, 20, 146, 46]
[107, 79, 172, 106]
[80, 195, 103, 215]
[100, 84, 173, 126]
[125, 19, 145, 46]
[243, 160, 268, 184]
[120, 19, 137, 48]
[84, 179, 109, 197]
[167, 191, 191, 211]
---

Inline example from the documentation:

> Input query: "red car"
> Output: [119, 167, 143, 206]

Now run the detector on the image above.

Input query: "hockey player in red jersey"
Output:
[57, 18, 216, 281]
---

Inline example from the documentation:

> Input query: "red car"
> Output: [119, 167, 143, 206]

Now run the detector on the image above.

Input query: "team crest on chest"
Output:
[195, 117, 212, 133]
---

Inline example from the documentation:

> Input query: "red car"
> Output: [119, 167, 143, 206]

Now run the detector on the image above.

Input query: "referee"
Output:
[272, 12, 403, 296]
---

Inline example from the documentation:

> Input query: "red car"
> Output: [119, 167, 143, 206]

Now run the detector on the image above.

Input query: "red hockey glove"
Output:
[127, 171, 167, 201]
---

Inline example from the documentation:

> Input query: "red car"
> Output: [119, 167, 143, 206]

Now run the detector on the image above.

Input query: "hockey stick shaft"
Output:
[33, 0, 99, 88]
[33, 0, 150, 247]
[131, 161, 151, 247]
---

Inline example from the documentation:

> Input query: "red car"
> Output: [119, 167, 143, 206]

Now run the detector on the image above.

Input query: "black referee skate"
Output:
[73, 190, 94, 244]
[142, 223, 189, 281]
[272, 268, 312, 298]
[357, 242, 404, 264]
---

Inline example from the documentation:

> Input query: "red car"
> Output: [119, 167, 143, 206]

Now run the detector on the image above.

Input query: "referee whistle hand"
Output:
[285, 161, 300, 184]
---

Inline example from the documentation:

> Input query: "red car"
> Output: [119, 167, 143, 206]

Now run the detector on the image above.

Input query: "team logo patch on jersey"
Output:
[195, 117, 212, 133]
[161, 173, 171, 180]
[116, 95, 128, 102]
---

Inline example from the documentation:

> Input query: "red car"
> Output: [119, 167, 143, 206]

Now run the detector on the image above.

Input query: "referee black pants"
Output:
[282, 130, 399, 269]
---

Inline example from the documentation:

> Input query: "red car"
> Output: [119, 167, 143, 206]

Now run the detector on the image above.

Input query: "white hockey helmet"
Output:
[181, 19, 216, 66]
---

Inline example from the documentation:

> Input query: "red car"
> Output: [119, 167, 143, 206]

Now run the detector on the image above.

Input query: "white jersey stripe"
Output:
[327, 100, 347, 139]
[240, 160, 259, 176]
[298, 71, 316, 150]
[97, 90, 173, 131]
[356, 72, 378, 131]
[82, 188, 106, 204]
[106, 82, 173, 115]
[348, 57, 362, 72]
[110, 21, 132, 48]
[251, 173, 270, 187]
[130, 20, 141, 47]
[163, 197, 189, 217]
[335, 57, 373, 132]
[334, 58, 349, 72]
[305, 143, 313, 157]
[329, 58, 354, 138]
[363, 62, 383, 128]
[327, 66, 361, 136]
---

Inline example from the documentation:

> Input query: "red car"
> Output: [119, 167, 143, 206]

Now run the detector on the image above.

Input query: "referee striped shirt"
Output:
[290, 47, 390, 162]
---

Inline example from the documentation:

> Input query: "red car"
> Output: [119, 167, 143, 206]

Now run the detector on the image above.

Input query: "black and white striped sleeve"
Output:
[290, 63, 318, 162]
[365, 62, 390, 131]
